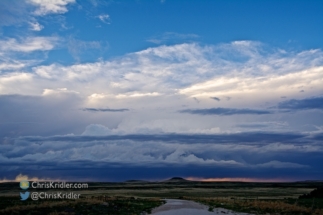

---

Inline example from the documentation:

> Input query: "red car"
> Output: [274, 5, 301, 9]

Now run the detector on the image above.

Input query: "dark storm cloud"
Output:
[82, 108, 129, 112]
[1, 161, 322, 182]
[278, 96, 323, 110]
[2, 131, 322, 182]
[179, 108, 272, 115]
[312, 133, 323, 141]
[210, 97, 220, 101]
[237, 124, 269, 128]
[20, 132, 308, 144]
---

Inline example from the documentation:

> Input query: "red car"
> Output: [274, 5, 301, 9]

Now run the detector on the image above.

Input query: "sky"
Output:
[0, 0, 323, 182]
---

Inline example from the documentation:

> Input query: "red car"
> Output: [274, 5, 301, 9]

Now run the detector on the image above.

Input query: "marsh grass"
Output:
[0, 196, 164, 215]
[184, 196, 323, 215]
[0, 181, 321, 214]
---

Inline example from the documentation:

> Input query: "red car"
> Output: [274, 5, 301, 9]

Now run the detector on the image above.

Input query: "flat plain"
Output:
[0, 178, 322, 214]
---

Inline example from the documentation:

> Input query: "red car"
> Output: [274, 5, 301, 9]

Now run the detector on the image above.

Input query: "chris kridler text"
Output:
[19, 180, 88, 201]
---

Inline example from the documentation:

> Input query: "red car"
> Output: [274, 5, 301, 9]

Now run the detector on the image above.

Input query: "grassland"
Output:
[0, 196, 164, 215]
[0, 179, 322, 214]
[184, 196, 323, 215]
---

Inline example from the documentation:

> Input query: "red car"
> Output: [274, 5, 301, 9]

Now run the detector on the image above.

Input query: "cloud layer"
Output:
[1, 42, 322, 101]
[1, 40, 323, 181]
[0, 0, 322, 183]
[278, 97, 323, 110]
[179, 108, 272, 115]
[1, 128, 321, 181]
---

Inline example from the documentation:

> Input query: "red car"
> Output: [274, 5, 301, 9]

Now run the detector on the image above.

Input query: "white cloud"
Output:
[0, 62, 27, 71]
[96, 14, 110, 24]
[1, 41, 323, 136]
[42, 88, 79, 96]
[179, 66, 323, 101]
[0, 37, 59, 78]
[24, 42, 322, 104]
[29, 21, 44, 31]
[0, 37, 59, 53]
[34, 62, 104, 81]
[28, 0, 75, 16]
[0, 72, 34, 94]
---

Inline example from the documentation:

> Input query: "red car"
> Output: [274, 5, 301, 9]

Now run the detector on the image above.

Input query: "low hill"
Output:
[163, 177, 191, 182]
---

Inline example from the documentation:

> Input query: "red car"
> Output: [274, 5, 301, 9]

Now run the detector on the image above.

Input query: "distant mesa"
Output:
[123, 177, 190, 183]
[170, 177, 186, 180]
[164, 177, 189, 182]
[124, 177, 190, 183]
